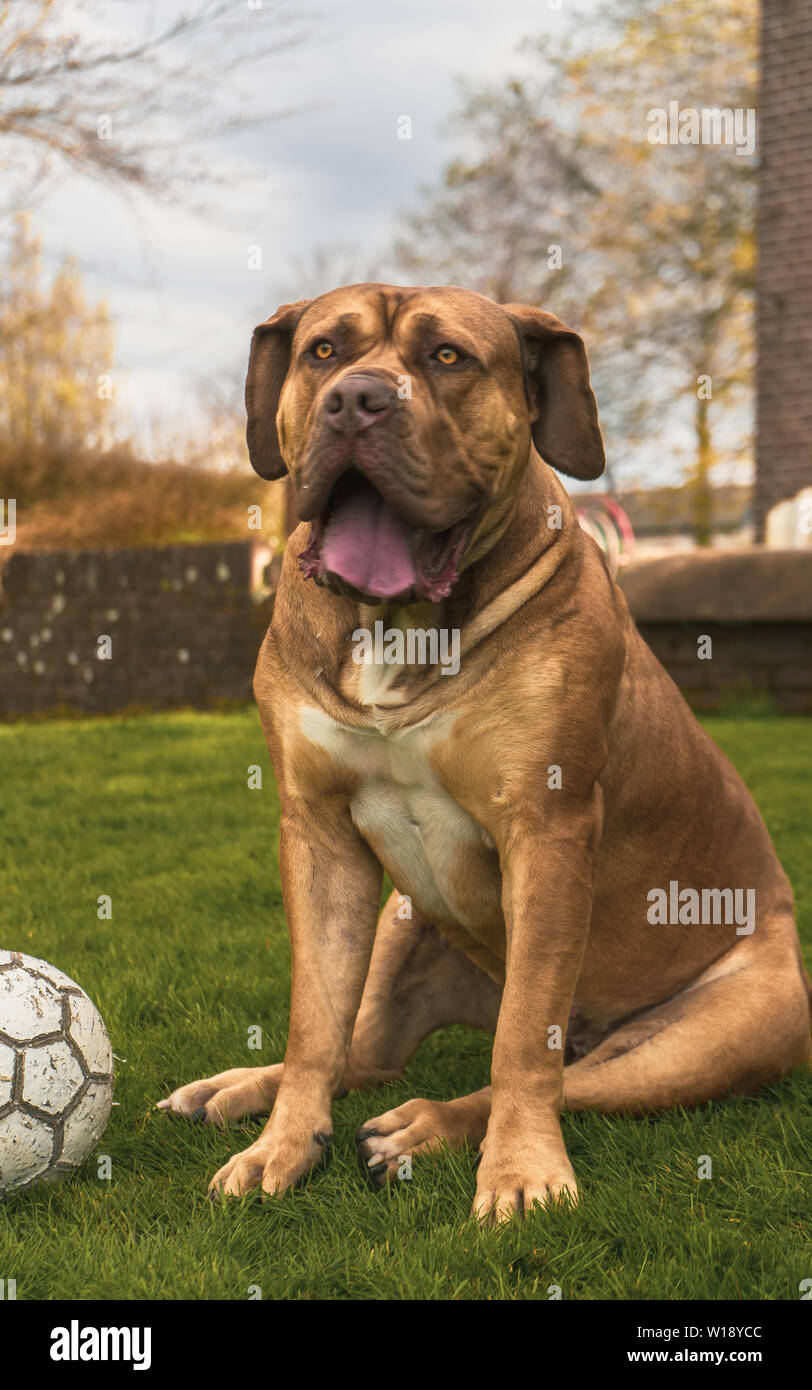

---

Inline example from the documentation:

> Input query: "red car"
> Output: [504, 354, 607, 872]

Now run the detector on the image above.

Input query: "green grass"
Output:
[0, 709, 809, 1300]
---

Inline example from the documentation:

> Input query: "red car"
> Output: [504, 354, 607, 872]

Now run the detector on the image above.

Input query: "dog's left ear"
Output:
[245, 299, 312, 479]
[502, 303, 605, 480]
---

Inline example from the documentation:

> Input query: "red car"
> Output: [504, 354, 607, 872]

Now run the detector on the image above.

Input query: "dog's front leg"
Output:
[474, 799, 601, 1224]
[210, 796, 382, 1199]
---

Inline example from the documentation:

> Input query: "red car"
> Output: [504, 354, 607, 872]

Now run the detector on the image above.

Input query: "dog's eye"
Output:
[312, 340, 335, 360]
[434, 345, 460, 365]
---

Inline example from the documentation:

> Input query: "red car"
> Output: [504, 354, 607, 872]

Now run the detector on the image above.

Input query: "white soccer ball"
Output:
[0, 950, 113, 1195]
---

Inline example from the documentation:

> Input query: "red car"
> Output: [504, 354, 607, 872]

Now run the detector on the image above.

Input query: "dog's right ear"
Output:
[245, 299, 311, 479]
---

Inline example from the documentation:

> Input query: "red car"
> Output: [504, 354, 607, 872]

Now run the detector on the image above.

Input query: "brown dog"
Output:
[160, 284, 811, 1222]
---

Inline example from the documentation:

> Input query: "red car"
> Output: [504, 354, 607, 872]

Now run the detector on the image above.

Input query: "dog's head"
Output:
[245, 283, 604, 605]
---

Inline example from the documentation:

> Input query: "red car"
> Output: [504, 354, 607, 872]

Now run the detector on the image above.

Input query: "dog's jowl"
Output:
[160, 284, 812, 1224]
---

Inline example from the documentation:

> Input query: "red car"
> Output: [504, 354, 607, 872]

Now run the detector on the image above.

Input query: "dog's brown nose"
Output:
[324, 374, 395, 433]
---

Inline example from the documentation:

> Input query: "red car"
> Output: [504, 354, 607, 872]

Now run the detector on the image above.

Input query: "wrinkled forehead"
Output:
[293, 283, 520, 362]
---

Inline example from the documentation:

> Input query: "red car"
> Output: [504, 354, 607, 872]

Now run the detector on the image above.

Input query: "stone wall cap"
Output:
[619, 548, 812, 622]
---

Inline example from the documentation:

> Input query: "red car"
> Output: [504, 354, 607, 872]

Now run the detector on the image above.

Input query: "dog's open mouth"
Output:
[298, 469, 473, 604]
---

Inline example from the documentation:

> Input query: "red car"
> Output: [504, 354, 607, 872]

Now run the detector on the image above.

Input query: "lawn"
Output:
[0, 708, 809, 1301]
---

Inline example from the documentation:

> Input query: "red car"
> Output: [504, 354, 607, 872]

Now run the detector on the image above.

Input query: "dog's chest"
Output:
[299, 704, 500, 929]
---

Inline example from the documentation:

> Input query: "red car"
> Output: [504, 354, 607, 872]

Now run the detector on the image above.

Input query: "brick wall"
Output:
[756, 0, 812, 538]
[0, 542, 274, 717]
[0, 542, 810, 718]
[634, 621, 811, 712]
[620, 549, 812, 712]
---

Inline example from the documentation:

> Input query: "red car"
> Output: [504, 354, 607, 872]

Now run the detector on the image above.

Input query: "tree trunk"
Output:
[693, 390, 713, 547]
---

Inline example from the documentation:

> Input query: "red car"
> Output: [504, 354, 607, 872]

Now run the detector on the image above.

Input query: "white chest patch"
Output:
[299, 704, 495, 926]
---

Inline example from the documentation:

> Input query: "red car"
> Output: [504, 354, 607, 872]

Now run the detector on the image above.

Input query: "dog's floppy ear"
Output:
[245, 299, 311, 479]
[501, 303, 605, 480]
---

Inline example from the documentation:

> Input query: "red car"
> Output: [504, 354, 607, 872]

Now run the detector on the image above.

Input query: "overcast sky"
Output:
[20, 0, 604, 450]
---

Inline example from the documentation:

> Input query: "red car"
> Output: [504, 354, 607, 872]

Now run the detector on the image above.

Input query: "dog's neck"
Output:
[276, 449, 587, 720]
[449, 448, 581, 639]
[349, 450, 584, 703]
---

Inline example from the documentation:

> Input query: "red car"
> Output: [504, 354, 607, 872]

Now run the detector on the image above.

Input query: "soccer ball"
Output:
[0, 950, 114, 1195]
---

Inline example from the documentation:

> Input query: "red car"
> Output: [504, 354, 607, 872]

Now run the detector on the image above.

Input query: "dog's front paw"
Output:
[472, 1151, 578, 1225]
[208, 1127, 330, 1200]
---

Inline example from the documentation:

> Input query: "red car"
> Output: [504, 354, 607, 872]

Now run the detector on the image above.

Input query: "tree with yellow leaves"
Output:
[398, 0, 756, 544]
[0, 214, 114, 489]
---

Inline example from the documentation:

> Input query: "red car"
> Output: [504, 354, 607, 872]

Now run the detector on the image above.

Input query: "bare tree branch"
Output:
[0, 0, 314, 205]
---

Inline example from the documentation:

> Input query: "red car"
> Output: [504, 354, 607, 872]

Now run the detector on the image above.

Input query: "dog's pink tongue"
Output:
[321, 484, 417, 598]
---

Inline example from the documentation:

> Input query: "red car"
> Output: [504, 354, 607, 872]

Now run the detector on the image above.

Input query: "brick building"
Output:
[756, 0, 812, 538]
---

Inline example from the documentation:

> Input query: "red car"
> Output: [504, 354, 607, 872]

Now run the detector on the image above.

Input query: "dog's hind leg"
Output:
[159, 890, 500, 1126]
[356, 934, 812, 1185]
[562, 936, 811, 1115]
[356, 1087, 493, 1183]
[158, 1061, 285, 1125]
[344, 890, 501, 1091]
[353, 894, 503, 1181]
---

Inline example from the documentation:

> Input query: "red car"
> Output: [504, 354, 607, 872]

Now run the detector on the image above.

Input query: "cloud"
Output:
[31, 0, 589, 443]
